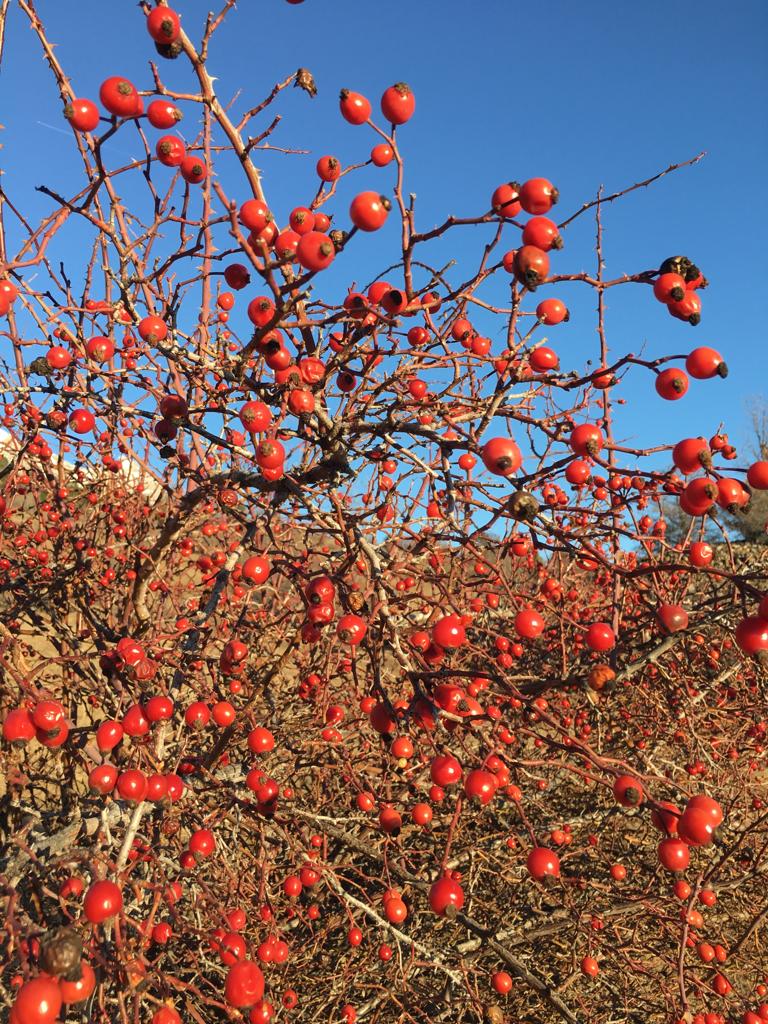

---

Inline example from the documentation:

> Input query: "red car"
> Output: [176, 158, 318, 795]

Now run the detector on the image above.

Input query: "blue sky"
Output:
[1, 0, 766, 468]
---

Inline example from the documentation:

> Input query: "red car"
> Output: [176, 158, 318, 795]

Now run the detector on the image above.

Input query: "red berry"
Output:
[735, 616, 768, 655]
[156, 135, 186, 167]
[526, 847, 560, 880]
[60, 962, 96, 1004]
[432, 613, 466, 649]
[147, 100, 183, 129]
[146, 6, 181, 44]
[428, 874, 464, 916]
[658, 838, 690, 872]
[481, 437, 522, 477]
[491, 182, 521, 219]
[65, 98, 100, 132]
[339, 89, 371, 125]
[68, 408, 95, 434]
[99, 77, 142, 118]
[522, 216, 562, 250]
[612, 774, 644, 807]
[84, 880, 123, 923]
[180, 155, 208, 184]
[380, 83, 415, 125]
[519, 177, 559, 215]
[350, 192, 390, 232]
[337, 614, 367, 645]
[430, 754, 463, 787]
[513, 245, 550, 289]
[585, 622, 615, 652]
[316, 155, 341, 181]
[686, 346, 726, 379]
[225, 961, 265, 1008]
[515, 608, 545, 640]
[371, 143, 394, 167]
[668, 291, 701, 325]
[569, 423, 603, 457]
[655, 367, 689, 400]
[491, 970, 513, 994]
[653, 272, 686, 303]
[296, 232, 336, 272]
[12, 976, 62, 1024]
[536, 298, 568, 325]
